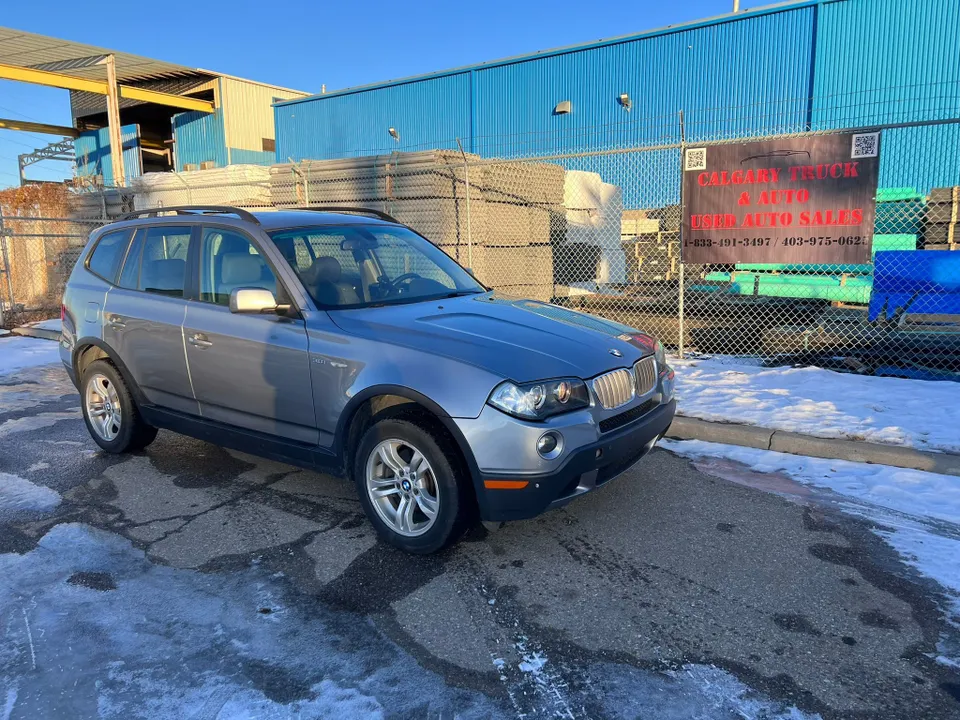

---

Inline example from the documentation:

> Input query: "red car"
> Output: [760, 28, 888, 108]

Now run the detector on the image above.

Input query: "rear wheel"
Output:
[81, 360, 158, 453]
[354, 417, 469, 554]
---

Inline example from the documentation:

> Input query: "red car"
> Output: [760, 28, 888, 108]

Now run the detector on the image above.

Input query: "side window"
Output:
[139, 226, 192, 298]
[199, 228, 277, 306]
[86, 229, 131, 283]
[118, 228, 145, 290]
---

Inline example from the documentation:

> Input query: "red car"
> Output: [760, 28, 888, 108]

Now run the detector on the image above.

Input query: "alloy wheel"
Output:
[365, 438, 440, 537]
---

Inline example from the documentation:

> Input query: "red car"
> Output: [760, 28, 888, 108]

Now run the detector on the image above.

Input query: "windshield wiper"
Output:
[442, 290, 486, 298]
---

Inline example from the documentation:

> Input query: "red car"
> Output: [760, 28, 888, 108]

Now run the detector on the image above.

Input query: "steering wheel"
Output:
[390, 272, 424, 293]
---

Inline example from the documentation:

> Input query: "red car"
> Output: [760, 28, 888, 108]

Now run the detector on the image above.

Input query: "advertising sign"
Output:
[681, 133, 880, 264]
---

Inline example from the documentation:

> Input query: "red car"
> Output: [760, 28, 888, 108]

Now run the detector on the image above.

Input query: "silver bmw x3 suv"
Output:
[61, 206, 676, 553]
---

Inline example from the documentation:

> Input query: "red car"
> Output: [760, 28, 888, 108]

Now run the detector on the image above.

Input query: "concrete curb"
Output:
[11, 327, 61, 341]
[666, 415, 960, 478]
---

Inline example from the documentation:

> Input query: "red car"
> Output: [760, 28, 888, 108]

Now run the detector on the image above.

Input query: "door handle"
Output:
[106, 314, 126, 329]
[188, 333, 213, 349]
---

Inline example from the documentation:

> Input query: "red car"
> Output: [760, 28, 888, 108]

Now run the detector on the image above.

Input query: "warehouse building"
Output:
[0, 27, 308, 186]
[272, 0, 960, 208]
[72, 71, 308, 183]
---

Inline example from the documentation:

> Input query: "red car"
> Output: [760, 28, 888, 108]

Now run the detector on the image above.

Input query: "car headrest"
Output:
[221, 254, 263, 284]
[312, 256, 342, 283]
[142, 258, 185, 290]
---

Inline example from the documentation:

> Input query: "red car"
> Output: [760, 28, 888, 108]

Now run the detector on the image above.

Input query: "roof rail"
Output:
[118, 205, 261, 225]
[290, 206, 399, 224]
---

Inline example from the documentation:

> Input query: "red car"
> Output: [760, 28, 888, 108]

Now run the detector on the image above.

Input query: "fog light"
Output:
[537, 431, 562, 459]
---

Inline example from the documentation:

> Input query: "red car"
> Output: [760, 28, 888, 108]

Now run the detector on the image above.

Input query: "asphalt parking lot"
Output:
[2, 364, 959, 719]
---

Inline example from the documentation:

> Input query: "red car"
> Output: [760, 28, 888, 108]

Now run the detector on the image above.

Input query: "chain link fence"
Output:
[2, 92, 958, 380]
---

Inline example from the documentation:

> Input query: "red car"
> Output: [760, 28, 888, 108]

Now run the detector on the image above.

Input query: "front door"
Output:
[182, 225, 317, 444]
[103, 224, 197, 415]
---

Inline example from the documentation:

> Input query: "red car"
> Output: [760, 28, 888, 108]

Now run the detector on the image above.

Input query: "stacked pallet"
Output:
[271, 152, 566, 301]
[69, 188, 135, 221]
[132, 165, 273, 210]
[621, 209, 680, 282]
[924, 187, 959, 250]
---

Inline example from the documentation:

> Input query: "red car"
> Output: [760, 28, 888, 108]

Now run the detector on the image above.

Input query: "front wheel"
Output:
[81, 359, 158, 453]
[354, 417, 469, 554]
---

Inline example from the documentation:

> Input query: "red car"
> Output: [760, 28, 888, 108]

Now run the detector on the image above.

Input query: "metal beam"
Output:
[17, 138, 75, 186]
[0, 61, 214, 113]
[0, 118, 78, 138]
[119, 85, 214, 113]
[0, 62, 107, 93]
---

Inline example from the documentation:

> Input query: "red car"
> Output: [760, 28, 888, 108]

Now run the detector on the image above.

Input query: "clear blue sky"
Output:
[0, 0, 749, 188]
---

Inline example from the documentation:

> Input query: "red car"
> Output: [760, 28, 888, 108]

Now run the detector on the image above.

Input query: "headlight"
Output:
[655, 340, 666, 367]
[488, 378, 590, 420]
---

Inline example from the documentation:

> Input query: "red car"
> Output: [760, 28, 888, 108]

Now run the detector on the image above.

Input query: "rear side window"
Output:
[86, 229, 130, 283]
[138, 226, 192, 298]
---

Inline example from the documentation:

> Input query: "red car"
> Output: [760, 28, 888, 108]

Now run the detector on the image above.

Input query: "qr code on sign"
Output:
[851, 132, 879, 158]
[685, 148, 707, 171]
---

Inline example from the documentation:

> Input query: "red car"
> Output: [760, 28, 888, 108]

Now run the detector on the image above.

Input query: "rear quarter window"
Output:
[86, 229, 131, 283]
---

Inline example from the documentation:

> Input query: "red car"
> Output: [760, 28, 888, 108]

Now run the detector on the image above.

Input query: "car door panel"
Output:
[103, 225, 197, 416]
[183, 305, 317, 443]
[183, 225, 317, 444]
[103, 291, 194, 414]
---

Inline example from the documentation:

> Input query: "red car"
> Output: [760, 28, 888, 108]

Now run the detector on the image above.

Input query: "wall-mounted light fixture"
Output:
[554, 100, 572, 115]
[618, 93, 632, 111]
[388, 127, 400, 142]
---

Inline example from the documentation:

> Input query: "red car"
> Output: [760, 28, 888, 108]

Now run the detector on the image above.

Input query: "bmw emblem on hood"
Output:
[609, 348, 623, 357]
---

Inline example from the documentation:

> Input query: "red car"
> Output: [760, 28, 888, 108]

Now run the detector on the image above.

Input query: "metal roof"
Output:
[275, 0, 820, 107]
[0, 26, 209, 82]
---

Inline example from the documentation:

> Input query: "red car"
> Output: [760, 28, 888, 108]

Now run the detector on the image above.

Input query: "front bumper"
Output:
[468, 398, 676, 522]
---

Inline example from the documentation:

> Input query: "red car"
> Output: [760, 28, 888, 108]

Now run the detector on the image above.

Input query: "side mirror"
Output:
[465, 267, 476, 278]
[230, 288, 278, 314]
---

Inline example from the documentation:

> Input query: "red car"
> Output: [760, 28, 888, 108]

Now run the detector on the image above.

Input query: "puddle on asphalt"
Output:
[691, 456, 820, 503]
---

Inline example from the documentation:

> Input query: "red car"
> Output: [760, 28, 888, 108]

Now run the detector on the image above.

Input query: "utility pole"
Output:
[733, 0, 740, 11]
[102, 54, 126, 187]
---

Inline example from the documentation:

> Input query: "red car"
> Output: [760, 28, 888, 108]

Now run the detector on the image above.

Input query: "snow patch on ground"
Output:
[23, 318, 61, 333]
[0, 337, 60, 375]
[0, 410, 81, 439]
[0, 472, 60, 518]
[672, 356, 960, 453]
[594, 661, 818, 719]
[0, 523, 501, 719]
[661, 439, 960, 626]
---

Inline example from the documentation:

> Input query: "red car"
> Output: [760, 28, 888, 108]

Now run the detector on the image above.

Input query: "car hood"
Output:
[327, 292, 650, 383]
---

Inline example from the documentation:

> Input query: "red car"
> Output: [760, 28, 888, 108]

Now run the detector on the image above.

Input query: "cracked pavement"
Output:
[1, 362, 959, 718]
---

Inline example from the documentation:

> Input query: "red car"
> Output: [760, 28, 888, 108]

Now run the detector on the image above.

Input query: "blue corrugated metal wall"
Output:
[274, 0, 960, 207]
[172, 108, 228, 170]
[473, 6, 813, 156]
[228, 148, 275, 165]
[274, 73, 471, 162]
[75, 124, 142, 186]
[812, 0, 960, 128]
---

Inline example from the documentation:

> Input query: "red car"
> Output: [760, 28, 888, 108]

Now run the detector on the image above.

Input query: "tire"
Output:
[354, 416, 470, 554]
[80, 359, 158, 453]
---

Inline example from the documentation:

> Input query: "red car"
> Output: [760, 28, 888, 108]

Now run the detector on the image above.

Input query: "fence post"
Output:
[456, 138, 474, 268]
[0, 216, 16, 323]
[677, 110, 686, 359]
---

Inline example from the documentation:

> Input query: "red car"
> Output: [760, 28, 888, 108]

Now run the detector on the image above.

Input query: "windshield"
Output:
[268, 224, 486, 309]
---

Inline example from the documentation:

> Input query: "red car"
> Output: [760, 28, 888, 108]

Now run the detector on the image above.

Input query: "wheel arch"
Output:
[336, 385, 483, 496]
[72, 338, 146, 407]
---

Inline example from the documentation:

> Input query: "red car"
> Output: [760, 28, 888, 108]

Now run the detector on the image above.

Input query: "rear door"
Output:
[182, 225, 317, 443]
[103, 224, 197, 415]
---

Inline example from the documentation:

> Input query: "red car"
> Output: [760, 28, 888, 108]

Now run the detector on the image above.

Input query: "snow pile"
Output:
[0, 337, 60, 374]
[672, 356, 960, 453]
